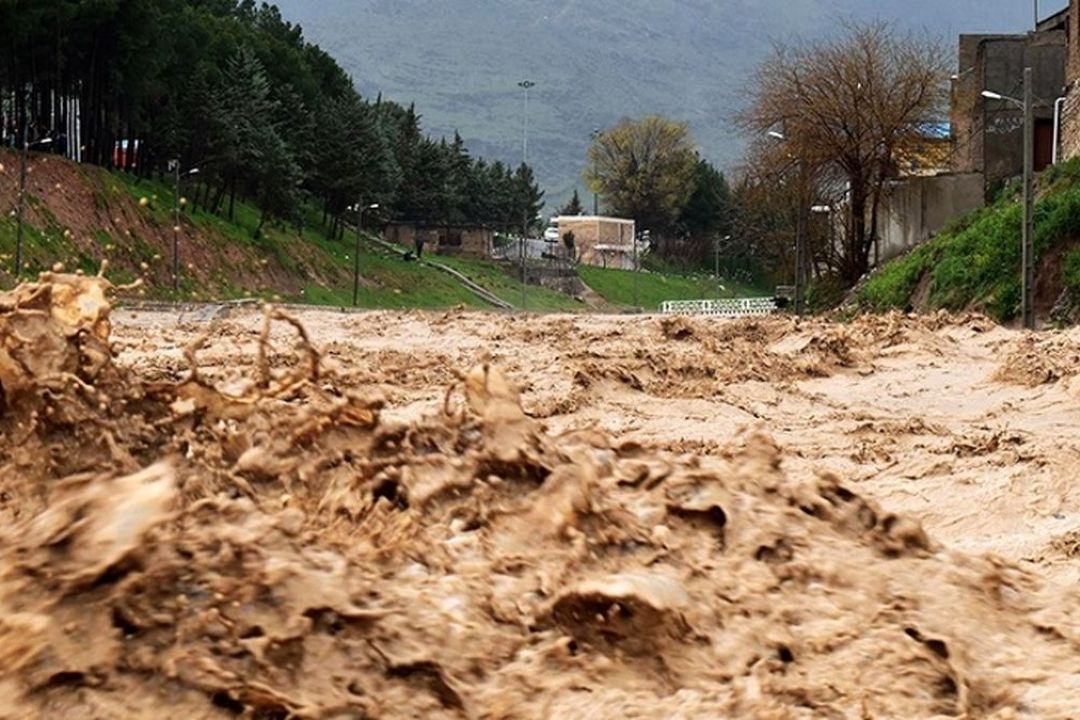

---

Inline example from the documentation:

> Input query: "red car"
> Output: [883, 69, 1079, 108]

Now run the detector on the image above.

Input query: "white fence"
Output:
[659, 297, 778, 318]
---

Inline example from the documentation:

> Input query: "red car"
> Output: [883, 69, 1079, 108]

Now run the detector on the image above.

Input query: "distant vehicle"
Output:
[543, 226, 560, 243]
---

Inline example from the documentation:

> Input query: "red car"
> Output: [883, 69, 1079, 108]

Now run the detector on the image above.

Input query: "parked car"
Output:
[543, 226, 560, 243]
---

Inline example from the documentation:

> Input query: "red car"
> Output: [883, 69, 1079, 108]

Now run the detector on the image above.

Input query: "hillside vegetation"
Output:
[859, 159, 1080, 322]
[0, 149, 754, 312]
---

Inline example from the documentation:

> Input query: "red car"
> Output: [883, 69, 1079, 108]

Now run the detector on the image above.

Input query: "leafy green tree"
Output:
[584, 116, 697, 234]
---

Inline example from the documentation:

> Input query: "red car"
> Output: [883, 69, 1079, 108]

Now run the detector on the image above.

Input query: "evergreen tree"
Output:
[560, 189, 585, 216]
[0, 1, 544, 240]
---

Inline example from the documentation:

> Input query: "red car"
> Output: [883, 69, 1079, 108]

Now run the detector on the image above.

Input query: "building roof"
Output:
[1037, 4, 1070, 33]
[554, 215, 635, 225]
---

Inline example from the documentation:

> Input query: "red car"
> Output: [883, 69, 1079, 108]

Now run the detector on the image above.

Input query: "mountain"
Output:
[273, 0, 1064, 210]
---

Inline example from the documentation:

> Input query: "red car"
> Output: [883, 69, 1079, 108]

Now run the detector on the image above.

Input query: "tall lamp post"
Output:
[15, 135, 53, 278]
[983, 67, 1035, 329]
[349, 201, 380, 307]
[768, 130, 807, 315]
[518, 80, 535, 312]
[169, 160, 199, 292]
[590, 127, 601, 215]
[518, 80, 535, 166]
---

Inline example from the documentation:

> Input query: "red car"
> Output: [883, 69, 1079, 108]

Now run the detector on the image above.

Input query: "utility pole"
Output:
[1023, 66, 1035, 330]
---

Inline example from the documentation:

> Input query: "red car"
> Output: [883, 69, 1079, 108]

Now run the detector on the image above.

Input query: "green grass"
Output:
[112, 173, 489, 309]
[860, 157, 1080, 322]
[577, 264, 763, 310]
[2, 155, 766, 312]
[434, 255, 583, 312]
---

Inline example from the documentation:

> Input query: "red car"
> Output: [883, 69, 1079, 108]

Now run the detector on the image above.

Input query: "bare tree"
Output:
[738, 21, 949, 284]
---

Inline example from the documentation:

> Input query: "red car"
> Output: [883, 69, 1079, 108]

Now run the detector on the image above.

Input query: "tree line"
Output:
[583, 116, 740, 275]
[0, 0, 543, 238]
[583, 23, 947, 296]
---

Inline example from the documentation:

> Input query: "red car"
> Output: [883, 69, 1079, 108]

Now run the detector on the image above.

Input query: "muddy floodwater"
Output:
[4, 276, 1080, 718]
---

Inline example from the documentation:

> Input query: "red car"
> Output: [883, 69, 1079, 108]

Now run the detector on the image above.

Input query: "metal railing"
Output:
[659, 297, 778, 317]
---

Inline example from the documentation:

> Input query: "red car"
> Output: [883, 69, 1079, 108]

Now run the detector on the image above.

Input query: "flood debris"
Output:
[1, 276, 1080, 718]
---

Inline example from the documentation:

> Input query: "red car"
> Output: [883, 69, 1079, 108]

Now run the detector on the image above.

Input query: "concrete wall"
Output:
[877, 173, 985, 264]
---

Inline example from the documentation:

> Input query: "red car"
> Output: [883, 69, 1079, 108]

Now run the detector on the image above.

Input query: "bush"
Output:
[1064, 247, 1080, 294]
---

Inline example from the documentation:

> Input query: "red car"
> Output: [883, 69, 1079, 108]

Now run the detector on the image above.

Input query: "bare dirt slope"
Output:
[4, 284, 1080, 719]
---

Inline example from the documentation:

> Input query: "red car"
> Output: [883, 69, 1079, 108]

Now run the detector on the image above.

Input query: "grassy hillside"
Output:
[0, 151, 495, 309]
[859, 159, 1080, 322]
[1, 149, 764, 312]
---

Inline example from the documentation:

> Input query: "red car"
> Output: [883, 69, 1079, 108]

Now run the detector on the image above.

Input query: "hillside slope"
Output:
[274, 0, 1053, 207]
[0, 150, 586, 309]
[0, 150, 754, 311]
[858, 159, 1080, 324]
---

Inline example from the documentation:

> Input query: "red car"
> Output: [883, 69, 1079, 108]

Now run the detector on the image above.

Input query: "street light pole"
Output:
[173, 161, 180, 291]
[15, 129, 29, 279]
[518, 80, 535, 313]
[169, 161, 199, 293]
[518, 80, 535, 167]
[352, 201, 379, 307]
[982, 69, 1035, 329]
[591, 128, 601, 215]
[1023, 67, 1035, 330]
[767, 130, 807, 315]
[794, 172, 807, 315]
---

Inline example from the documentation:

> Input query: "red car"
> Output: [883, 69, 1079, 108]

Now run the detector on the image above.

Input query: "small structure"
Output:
[383, 222, 493, 258]
[554, 215, 637, 269]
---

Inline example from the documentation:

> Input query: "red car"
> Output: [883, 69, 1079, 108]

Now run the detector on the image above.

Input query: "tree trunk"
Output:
[845, 177, 870, 284]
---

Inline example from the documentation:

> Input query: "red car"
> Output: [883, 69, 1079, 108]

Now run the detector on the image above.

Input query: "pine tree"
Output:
[560, 189, 584, 216]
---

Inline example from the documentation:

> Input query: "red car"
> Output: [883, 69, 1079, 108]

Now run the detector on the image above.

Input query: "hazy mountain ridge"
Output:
[275, 0, 1060, 209]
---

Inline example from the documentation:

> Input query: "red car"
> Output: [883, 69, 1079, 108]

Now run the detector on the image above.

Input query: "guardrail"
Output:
[659, 297, 778, 317]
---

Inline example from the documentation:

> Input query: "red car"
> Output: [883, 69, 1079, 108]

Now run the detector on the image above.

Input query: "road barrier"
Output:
[659, 297, 778, 318]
